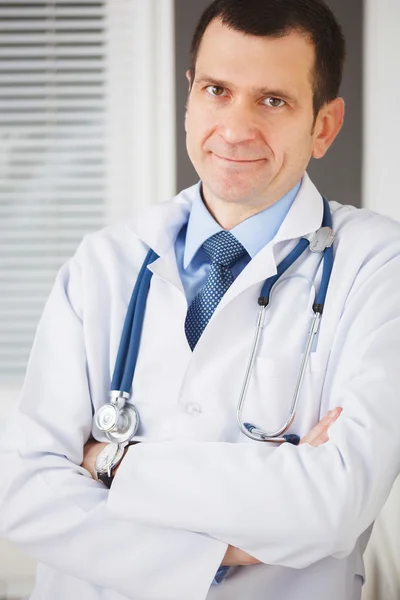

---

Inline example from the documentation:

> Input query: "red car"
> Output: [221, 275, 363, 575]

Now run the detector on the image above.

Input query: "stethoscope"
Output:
[95, 197, 334, 447]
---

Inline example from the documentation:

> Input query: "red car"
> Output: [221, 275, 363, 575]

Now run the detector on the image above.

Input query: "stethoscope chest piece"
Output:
[95, 391, 139, 444]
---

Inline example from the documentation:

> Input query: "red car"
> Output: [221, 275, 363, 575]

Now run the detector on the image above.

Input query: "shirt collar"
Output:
[183, 179, 302, 269]
[130, 172, 323, 262]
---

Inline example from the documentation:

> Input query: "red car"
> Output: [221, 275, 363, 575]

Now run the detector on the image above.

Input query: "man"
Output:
[1, 1, 399, 599]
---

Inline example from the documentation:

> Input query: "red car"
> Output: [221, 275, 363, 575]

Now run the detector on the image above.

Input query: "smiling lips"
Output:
[212, 152, 264, 164]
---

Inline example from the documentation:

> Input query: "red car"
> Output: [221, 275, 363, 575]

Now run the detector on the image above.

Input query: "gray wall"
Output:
[174, 0, 363, 207]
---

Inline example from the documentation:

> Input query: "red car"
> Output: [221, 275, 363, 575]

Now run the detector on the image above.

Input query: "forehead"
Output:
[195, 18, 315, 96]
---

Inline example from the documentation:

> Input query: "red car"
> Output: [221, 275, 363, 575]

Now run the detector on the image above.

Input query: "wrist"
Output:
[82, 441, 108, 479]
[221, 545, 260, 567]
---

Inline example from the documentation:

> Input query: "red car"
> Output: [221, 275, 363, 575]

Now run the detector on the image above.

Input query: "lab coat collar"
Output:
[273, 172, 323, 244]
[129, 172, 324, 300]
[130, 187, 195, 293]
[132, 188, 194, 257]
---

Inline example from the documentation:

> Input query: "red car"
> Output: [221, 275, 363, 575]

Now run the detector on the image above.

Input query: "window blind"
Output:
[0, 0, 107, 384]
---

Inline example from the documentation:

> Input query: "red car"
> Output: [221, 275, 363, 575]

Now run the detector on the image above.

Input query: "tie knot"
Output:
[202, 231, 247, 268]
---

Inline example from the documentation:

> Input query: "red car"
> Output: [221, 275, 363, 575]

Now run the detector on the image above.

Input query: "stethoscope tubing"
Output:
[111, 249, 158, 392]
[237, 197, 332, 444]
[315, 198, 333, 308]
[258, 238, 310, 305]
[236, 305, 267, 435]
[237, 308, 321, 444]
[121, 254, 157, 393]
[103, 196, 333, 446]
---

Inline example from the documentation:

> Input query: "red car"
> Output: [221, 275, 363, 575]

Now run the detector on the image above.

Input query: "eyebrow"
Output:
[194, 75, 298, 104]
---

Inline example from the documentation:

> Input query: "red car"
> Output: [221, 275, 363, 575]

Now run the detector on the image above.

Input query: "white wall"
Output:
[107, 0, 176, 223]
[362, 3, 400, 598]
[363, 0, 400, 221]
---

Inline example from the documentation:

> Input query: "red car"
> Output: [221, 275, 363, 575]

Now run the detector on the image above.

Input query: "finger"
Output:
[311, 408, 342, 442]
[307, 407, 342, 445]
[306, 407, 342, 446]
[300, 407, 342, 446]
[300, 413, 332, 446]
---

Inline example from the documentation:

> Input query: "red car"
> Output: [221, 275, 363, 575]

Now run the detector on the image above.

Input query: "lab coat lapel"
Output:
[147, 248, 186, 297]
[216, 243, 278, 311]
[133, 187, 193, 256]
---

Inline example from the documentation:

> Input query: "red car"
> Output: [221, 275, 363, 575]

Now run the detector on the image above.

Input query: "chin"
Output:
[205, 174, 271, 205]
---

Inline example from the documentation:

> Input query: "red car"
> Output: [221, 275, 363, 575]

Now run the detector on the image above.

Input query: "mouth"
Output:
[212, 152, 265, 164]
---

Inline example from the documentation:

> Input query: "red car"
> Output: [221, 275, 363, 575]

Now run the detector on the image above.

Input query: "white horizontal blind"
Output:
[0, 0, 176, 589]
[0, 0, 108, 386]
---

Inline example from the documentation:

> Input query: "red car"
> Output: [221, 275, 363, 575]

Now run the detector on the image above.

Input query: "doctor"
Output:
[1, 0, 400, 599]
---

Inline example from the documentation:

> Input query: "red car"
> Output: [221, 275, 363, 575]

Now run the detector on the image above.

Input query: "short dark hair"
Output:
[189, 0, 346, 116]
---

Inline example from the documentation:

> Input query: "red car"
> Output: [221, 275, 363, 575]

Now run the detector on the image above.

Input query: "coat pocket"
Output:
[241, 349, 330, 437]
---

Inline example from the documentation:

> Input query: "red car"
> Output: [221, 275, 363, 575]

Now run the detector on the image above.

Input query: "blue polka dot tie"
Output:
[185, 231, 248, 350]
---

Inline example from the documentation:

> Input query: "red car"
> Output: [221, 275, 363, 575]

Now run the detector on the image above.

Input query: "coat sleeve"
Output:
[107, 243, 400, 570]
[0, 245, 227, 600]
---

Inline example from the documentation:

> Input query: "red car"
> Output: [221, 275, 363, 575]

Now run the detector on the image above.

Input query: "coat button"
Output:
[186, 403, 202, 416]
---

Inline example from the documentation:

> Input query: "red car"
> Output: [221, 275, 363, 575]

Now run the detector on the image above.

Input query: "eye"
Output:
[263, 97, 286, 108]
[206, 85, 226, 97]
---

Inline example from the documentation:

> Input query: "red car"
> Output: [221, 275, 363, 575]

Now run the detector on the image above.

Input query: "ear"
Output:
[186, 69, 192, 90]
[312, 98, 345, 159]
[184, 70, 192, 133]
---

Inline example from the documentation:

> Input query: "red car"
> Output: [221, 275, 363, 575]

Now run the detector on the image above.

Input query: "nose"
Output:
[217, 101, 259, 146]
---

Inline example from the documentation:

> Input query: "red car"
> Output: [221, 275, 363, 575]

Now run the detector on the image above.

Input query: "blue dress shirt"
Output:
[174, 178, 301, 586]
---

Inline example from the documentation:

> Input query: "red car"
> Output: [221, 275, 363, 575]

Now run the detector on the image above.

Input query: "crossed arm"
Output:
[82, 407, 343, 568]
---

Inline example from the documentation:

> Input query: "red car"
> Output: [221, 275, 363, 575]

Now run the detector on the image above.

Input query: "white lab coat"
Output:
[1, 174, 400, 600]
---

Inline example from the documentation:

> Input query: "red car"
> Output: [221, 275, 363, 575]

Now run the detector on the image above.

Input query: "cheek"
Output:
[185, 113, 197, 154]
[186, 109, 214, 155]
[270, 124, 313, 163]
[185, 117, 200, 162]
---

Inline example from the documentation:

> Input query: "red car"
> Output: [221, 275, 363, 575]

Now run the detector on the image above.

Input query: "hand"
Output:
[222, 407, 343, 567]
[299, 407, 343, 446]
[221, 545, 260, 567]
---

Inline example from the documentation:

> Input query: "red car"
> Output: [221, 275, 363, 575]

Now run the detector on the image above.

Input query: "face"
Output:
[185, 19, 344, 216]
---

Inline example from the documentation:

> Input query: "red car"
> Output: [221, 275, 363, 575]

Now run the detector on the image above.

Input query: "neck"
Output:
[200, 184, 298, 230]
[205, 202, 270, 230]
